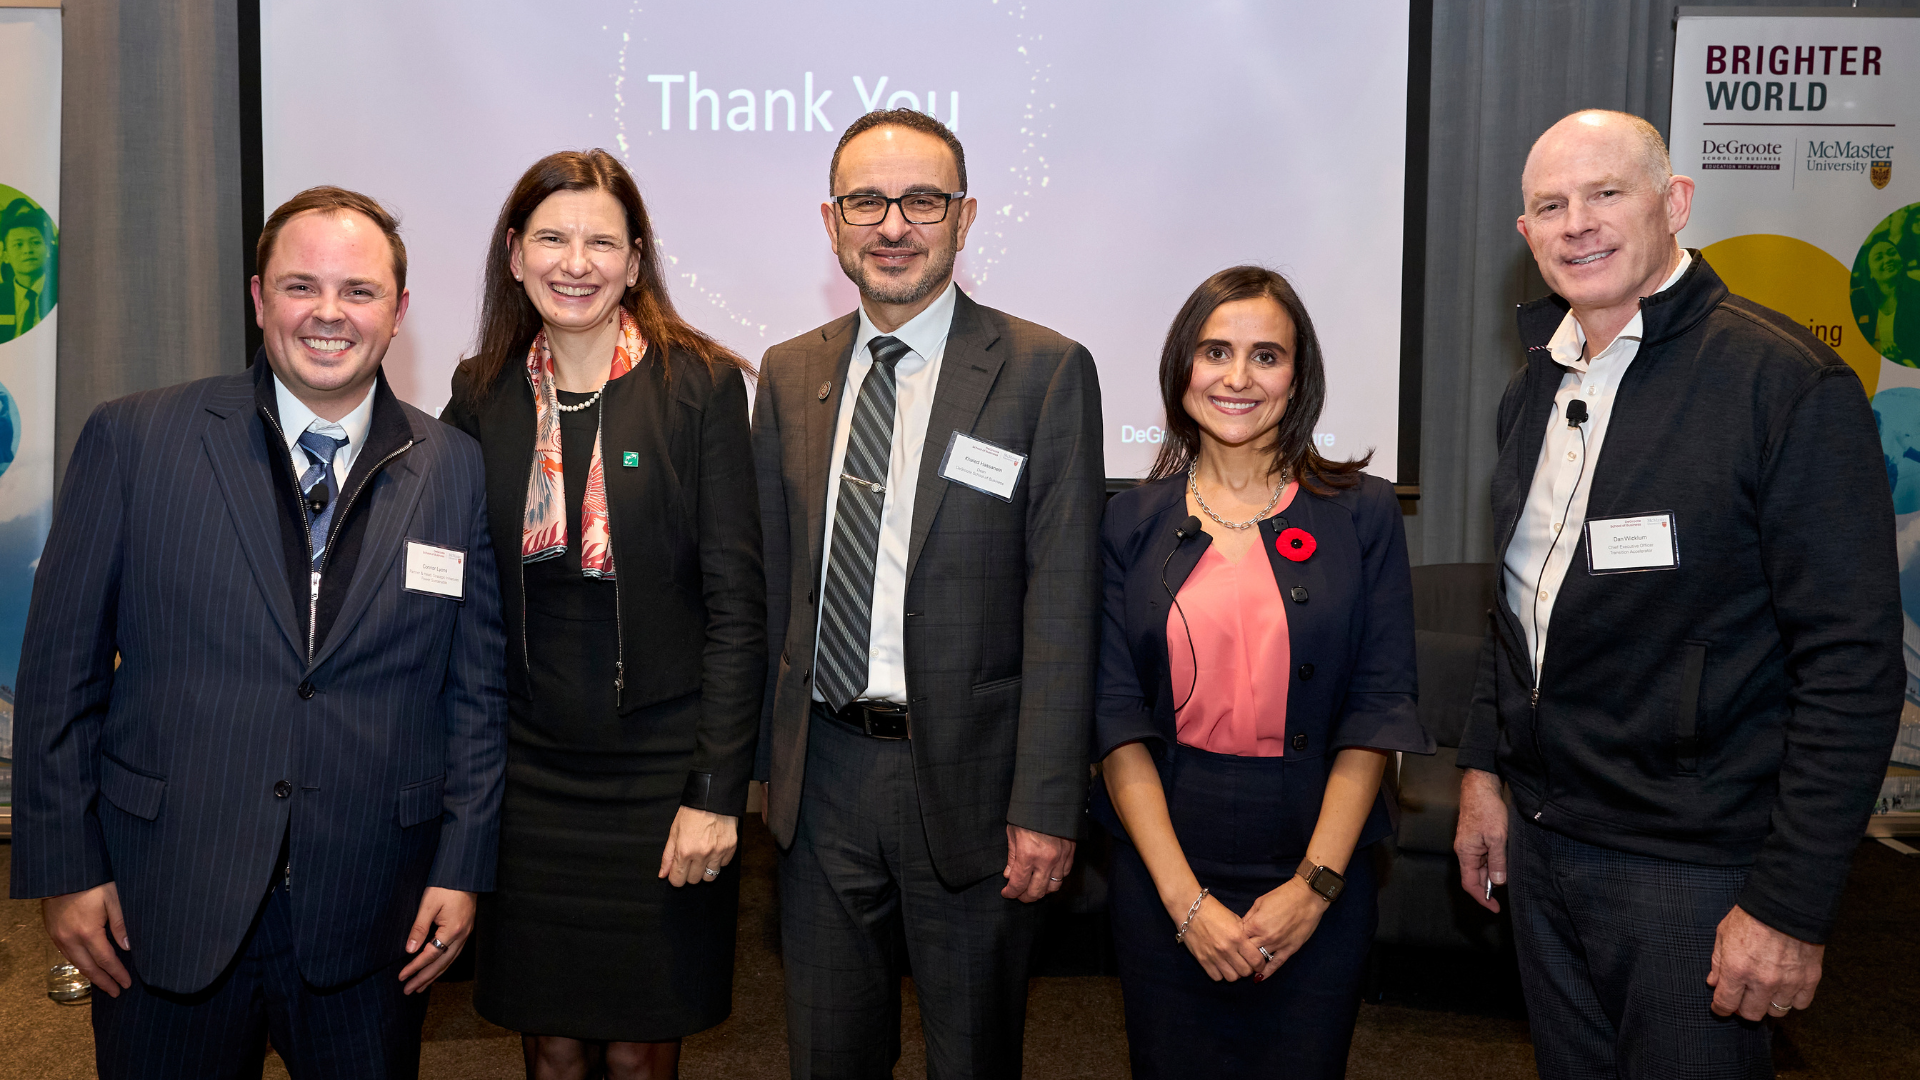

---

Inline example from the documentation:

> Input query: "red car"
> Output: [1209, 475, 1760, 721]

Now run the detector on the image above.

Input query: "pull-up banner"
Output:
[1671, 8, 1920, 831]
[0, 5, 60, 832]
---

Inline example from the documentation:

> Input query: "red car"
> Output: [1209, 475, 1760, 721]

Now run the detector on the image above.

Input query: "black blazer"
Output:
[1092, 473, 1432, 850]
[443, 346, 766, 816]
[10, 366, 506, 994]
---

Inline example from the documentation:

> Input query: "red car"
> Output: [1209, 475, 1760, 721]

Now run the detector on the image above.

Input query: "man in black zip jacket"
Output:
[1452, 111, 1902, 1078]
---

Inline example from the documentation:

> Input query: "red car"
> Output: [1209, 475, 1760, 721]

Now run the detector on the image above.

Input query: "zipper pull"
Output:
[614, 661, 625, 694]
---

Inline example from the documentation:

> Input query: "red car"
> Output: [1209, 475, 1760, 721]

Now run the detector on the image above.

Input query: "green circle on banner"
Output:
[0, 183, 58, 344]
[1851, 202, 1920, 367]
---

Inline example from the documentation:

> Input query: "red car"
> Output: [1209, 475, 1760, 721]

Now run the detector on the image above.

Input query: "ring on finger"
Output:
[702, 867, 720, 879]
[1048, 876, 1063, 883]
[1769, 1001, 1792, 1014]
[429, 938, 449, 952]
[1258, 945, 1274, 962]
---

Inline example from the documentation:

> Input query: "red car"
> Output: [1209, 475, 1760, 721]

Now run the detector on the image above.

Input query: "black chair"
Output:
[1373, 562, 1510, 953]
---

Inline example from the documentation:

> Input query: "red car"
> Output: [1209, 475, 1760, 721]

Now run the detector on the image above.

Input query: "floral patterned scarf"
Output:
[522, 308, 646, 578]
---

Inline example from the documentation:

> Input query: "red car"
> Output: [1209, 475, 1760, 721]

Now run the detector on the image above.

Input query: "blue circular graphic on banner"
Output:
[0, 381, 18, 479]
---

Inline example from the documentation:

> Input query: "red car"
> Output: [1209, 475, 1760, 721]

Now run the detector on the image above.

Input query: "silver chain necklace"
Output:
[1188, 461, 1290, 531]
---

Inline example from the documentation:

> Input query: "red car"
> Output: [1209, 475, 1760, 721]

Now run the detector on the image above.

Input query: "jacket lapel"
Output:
[306, 389, 427, 674]
[906, 292, 1003, 583]
[200, 378, 305, 658]
[805, 314, 859, 585]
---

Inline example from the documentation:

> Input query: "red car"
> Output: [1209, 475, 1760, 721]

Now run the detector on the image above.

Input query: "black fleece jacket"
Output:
[1457, 253, 1903, 944]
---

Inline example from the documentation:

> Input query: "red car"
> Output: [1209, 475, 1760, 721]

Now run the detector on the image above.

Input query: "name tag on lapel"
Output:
[404, 539, 466, 600]
[1584, 512, 1678, 574]
[937, 431, 1026, 502]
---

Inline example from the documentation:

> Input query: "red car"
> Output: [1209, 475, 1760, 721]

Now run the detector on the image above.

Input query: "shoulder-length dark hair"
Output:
[454, 149, 744, 397]
[1146, 265, 1370, 494]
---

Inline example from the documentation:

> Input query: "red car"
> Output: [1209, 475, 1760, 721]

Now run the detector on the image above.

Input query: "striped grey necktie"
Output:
[817, 334, 911, 711]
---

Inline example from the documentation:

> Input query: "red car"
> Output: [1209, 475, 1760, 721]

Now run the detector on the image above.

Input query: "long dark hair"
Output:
[455, 149, 744, 398]
[1146, 265, 1370, 494]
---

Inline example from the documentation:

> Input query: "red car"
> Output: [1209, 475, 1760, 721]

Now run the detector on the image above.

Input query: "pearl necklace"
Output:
[1188, 462, 1290, 531]
[555, 388, 603, 413]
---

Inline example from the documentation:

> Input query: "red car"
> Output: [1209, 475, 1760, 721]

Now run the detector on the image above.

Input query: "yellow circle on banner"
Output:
[1702, 234, 1881, 395]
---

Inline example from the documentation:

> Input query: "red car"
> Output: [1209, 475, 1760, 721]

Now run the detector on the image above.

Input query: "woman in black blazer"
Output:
[441, 149, 764, 1080]
[1094, 266, 1431, 1078]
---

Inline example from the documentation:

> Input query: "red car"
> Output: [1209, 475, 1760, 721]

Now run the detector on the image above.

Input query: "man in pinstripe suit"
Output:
[754, 110, 1104, 1078]
[9, 187, 507, 1079]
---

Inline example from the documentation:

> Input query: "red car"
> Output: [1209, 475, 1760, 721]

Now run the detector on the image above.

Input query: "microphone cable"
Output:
[1163, 515, 1204, 716]
[1527, 396, 1590, 686]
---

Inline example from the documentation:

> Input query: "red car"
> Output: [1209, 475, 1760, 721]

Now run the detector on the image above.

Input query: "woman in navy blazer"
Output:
[1094, 266, 1432, 1078]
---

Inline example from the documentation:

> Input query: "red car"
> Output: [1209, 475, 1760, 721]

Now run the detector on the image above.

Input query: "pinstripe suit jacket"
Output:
[753, 289, 1104, 886]
[8, 366, 507, 994]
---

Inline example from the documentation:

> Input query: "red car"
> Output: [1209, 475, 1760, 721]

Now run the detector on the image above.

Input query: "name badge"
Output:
[937, 431, 1027, 502]
[404, 539, 466, 600]
[1584, 512, 1678, 574]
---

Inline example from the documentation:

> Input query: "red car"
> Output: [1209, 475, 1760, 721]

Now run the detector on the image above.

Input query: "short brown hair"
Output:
[256, 186, 408, 293]
[829, 109, 968, 194]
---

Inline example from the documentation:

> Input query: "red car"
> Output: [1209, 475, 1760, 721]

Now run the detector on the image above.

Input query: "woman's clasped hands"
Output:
[1174, 875, 1330, 984]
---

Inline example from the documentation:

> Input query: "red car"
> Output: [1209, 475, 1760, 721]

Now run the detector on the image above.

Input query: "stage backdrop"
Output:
[259, 0, 1411, 481]
[1671, 7, 1920, 827]
[0, 5, 60, 826]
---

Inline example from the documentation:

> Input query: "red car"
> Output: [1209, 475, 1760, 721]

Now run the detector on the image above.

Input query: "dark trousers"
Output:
[779, 707, 1040, 1080]
[1109, 745, 1377, 1079]
[1509, 808, 1773, 1080]
[92, 881, 429, 1080]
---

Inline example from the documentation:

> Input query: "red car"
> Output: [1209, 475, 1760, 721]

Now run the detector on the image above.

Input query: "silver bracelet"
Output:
[1173, 887, 1210, 945]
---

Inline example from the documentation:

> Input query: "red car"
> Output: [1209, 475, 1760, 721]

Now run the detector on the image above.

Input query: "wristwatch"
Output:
[1296, 858, 1346, 903]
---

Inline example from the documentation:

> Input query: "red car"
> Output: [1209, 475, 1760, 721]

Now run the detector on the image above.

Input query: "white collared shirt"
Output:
[812, 281, 959, 705]
[272, 374, 374, 482]
[1504, 250, 1690, 678]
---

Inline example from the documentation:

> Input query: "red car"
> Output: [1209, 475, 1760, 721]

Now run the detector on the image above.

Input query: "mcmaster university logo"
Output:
[1872, 160, 1892, 189]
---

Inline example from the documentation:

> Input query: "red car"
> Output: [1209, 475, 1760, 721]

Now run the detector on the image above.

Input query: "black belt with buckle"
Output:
[815, 699, 912, 740]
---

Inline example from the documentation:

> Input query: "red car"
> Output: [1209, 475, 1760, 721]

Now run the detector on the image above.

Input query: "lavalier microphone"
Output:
[1566, 399, 1589, 428]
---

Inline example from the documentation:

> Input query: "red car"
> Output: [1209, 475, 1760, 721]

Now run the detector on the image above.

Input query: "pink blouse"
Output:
[1166, 487, 1298, 757]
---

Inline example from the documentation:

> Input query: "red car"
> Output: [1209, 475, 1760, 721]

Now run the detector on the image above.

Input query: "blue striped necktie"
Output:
[297, 429, 347, 568]
[816, 335, 911, 711]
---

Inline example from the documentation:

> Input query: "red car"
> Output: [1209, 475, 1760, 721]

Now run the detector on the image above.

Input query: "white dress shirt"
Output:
[1503, 251, 1690, 679]
[812, 281, 959, 705]
[272, 374, 374, 483]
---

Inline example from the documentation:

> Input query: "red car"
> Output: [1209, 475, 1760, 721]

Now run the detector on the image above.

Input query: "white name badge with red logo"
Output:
[1584, 512, 1678, 574]
[404, 539, 467, 599]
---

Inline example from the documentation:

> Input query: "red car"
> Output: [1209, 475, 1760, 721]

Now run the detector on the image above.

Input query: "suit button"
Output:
[1292, 734, 1309, 751]
[802, 667, 812, 684]
[297, 680, 315, 700]
[274, 780, 292, 799]
[807, 590, 817, 605]
[1271, 516, 1287, 531]
[1298, 664, 1315, 680]
[1290, 586, 1309, 604]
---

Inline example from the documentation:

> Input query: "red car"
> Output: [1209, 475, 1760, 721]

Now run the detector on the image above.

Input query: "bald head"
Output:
[1514, 108, 1694, 344]
[1524, 110, 1672, 200]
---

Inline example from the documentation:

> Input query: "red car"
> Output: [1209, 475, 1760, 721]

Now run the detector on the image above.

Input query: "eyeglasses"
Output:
[832, 191, 967, 226]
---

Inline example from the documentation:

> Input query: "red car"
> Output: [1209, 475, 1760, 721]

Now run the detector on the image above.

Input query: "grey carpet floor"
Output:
[3, 824, 1914, 1078]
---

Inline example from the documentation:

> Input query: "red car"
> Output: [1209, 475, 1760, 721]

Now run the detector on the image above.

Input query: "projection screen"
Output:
[261, 0, 1411, 480]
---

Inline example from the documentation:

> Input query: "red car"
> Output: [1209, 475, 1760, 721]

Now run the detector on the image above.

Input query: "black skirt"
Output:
[472, 392, 737, 1042]
[1109, 744, 1378, 1079]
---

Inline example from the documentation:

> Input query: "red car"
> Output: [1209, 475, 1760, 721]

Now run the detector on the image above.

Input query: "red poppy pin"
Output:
[1276, 527, 1316, 562]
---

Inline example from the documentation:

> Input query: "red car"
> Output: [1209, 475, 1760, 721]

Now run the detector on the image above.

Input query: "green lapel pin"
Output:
[621, 451, 639, 468]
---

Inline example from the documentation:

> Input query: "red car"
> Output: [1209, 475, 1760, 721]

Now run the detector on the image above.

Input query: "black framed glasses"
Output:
[832, 191, 967, 226]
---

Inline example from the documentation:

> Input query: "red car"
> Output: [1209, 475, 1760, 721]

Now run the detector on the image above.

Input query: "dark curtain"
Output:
[54, 0, 243, 492]
[1413, 0, 1919, 565]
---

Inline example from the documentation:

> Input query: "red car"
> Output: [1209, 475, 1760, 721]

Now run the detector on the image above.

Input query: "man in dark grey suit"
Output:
[753, 108, 1104, 1078]
[10, 187, 506, 1079]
